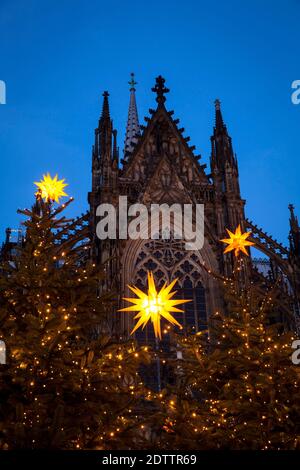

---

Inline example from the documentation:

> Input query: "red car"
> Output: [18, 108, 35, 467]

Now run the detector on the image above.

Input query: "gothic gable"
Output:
[121, 105, 209, 188]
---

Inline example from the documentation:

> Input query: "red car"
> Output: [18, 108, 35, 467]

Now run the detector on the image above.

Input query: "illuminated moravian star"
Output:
[221, 224, 254, 257]
[119, 271, 191, 340]
[34, 173, 68, 203]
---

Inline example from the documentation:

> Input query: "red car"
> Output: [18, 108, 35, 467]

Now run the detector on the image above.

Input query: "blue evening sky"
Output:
[0, 0, 299, 248]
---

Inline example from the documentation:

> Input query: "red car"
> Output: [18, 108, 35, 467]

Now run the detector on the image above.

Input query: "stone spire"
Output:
[214, 98, 226, 130]
[210, 99, 244, 238]
[289, 204, 300, 259]
[210, 98, 236, 170]
[94, 91, 113, 164]
[124, 73, 140, 158]
[100, 90, 110, 121]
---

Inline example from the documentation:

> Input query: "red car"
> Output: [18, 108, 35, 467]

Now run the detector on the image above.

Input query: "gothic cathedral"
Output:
[88, 75, 300, 345]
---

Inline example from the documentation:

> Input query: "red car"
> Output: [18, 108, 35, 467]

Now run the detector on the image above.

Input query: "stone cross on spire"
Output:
[128, 72, 137, 91]
[124, 73, 140, 158]
[152, 75, 169, 106]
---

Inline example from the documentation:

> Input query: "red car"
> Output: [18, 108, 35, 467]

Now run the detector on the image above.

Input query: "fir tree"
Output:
[0, 193, 149, 449]
[156, 259, 300, 450]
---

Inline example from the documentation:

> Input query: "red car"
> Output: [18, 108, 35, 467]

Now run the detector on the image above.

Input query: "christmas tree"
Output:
[155, 233, 300, 450]
[0, 176, 149, 449]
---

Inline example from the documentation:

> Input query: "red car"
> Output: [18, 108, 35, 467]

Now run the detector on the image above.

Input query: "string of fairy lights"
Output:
[0, 173, 298, 450]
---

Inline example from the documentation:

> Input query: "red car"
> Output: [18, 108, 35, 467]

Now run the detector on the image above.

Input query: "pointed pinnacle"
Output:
[214, 98, 224, 129]
[214, 98, 221, 111]
[101, 91, 110, 119]
[124, 74, 140, 157]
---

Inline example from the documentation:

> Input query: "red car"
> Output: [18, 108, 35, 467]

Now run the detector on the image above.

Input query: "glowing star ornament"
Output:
[34, 173, 68, 203]
[119, 271, 191, 340]
[221, 224, 254, 257]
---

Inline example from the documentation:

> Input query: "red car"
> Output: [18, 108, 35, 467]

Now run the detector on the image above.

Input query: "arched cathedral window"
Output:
[132, 236, 207, 349]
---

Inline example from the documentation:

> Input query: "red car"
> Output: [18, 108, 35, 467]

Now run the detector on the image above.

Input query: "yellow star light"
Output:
[34, 173, 68, 203]
[221, 224, 254, 257]
[119, 271, 191, 340]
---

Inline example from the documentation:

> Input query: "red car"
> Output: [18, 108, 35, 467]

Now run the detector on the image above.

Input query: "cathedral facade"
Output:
[88, 75, 300, 342]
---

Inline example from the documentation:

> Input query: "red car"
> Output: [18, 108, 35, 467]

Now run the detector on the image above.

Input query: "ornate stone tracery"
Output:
[132, 237, 207, 343]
